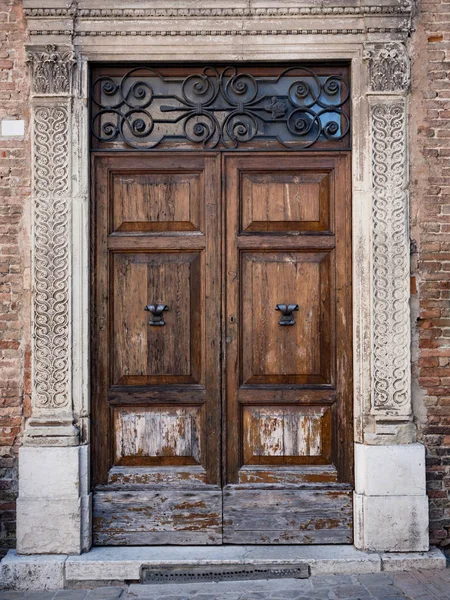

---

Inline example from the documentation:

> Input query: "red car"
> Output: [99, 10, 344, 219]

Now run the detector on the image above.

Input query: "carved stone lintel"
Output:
[27, 44, 75, 95]
[363, 42, 410, 93]
[371, 100, 411, 420]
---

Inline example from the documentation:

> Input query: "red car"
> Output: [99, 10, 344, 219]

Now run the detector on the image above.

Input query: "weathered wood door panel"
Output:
[91, 151, 353, 545]
[223, 153, 353, 543]
[91, 153, 222, 544]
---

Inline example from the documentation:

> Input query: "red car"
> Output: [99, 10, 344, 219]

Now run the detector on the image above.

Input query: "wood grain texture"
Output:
[223, 487, 353, 544]
[93, 489, 222, 545]
[108, 466, 207, 487]
[238, 465, 338, 485]
[92, 146, 352, 546]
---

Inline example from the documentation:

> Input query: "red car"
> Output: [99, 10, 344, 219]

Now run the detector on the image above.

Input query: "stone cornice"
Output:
[23, 0, 414, 39]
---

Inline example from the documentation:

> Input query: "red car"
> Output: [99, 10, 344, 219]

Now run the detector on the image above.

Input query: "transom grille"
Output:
[90, 64, 351, 151]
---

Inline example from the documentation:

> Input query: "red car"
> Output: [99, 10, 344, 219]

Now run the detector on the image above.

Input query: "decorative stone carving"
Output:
[33, 105, 71, 409]
[27, 45, 75, 95]
[363, 43, 410, 93]
[371, 102, 410, 413]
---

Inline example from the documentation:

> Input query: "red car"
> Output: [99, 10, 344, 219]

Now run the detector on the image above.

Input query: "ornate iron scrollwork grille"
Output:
[90, 64, 351, 151]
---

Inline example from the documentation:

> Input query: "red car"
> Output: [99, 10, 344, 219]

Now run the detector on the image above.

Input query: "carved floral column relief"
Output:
[363, 42, 413, 439]
[26, 45, 78, 445]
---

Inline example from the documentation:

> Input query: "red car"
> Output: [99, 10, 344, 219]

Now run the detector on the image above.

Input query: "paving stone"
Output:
[0, 593, 26, 600]
[367, 586, 406, 598]
[86, 588, 123, 600]
[355, 573, 393, 586]
[411, 570, 450, 599]
[310, 575, 354, 587]
[53, 593, 87, 600]
[332, 584, 370, 599]
[233, 595, 266, 599]
[24, 594, 56, 600]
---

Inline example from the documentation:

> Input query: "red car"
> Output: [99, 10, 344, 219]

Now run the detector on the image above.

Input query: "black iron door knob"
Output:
[145, 304, 168, 326]
[275, 303, 299, 326]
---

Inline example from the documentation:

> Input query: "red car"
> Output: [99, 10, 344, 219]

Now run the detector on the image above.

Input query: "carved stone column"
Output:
[16, 45, 91, 555]
[354, 42, 429, 552]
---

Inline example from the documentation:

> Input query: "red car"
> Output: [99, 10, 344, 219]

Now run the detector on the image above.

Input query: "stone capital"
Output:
[363, 42, 410, 94]
[27, 44, 76, 96]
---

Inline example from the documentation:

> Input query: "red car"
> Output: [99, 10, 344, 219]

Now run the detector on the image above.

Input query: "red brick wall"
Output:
[0, 0, 449, 555]
[411, 0, 450, 548]
[0, 0, 29, 558]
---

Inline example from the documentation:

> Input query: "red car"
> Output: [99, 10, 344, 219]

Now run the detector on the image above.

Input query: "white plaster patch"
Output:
[1, 119, 25, 136]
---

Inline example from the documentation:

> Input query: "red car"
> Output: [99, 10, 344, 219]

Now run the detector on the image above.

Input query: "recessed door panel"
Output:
[241, 170, 331, 232]
[112, 171, 203, 233]
[114, 406, 202, 466]
[241, 250, 333, 385]
[243, 405, 332, 465]
[112, 252, 201, 385]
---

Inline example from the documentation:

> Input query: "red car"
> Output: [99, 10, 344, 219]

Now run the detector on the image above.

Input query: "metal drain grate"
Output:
[140, 563, 310, 584]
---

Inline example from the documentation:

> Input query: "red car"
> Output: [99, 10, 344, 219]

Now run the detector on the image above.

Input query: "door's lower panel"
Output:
[93, 488, 223, 545]
[223, 486, 353, 544]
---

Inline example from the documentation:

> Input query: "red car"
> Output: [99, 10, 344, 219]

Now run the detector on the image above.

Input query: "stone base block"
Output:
[17, 497, 82, 555]
[16, 445, 91, 555]
[0, 550, 65, 591]
[381, 547, 446, 571]
[355, 443, 426, 496]
[354, 492, 429, 552]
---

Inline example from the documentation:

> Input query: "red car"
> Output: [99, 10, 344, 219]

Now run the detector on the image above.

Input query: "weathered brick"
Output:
[412, 0, 450, 547]
[0, 0, 28, 557]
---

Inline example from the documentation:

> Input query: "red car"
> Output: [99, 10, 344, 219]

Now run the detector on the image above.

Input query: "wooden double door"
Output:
[91, 151, 353, 545]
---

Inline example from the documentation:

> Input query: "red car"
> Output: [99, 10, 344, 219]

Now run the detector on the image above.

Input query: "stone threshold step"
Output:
[0, 546, 446, 591]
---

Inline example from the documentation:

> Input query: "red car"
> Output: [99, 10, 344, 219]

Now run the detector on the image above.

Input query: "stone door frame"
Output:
[17, 0, 429, 554]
